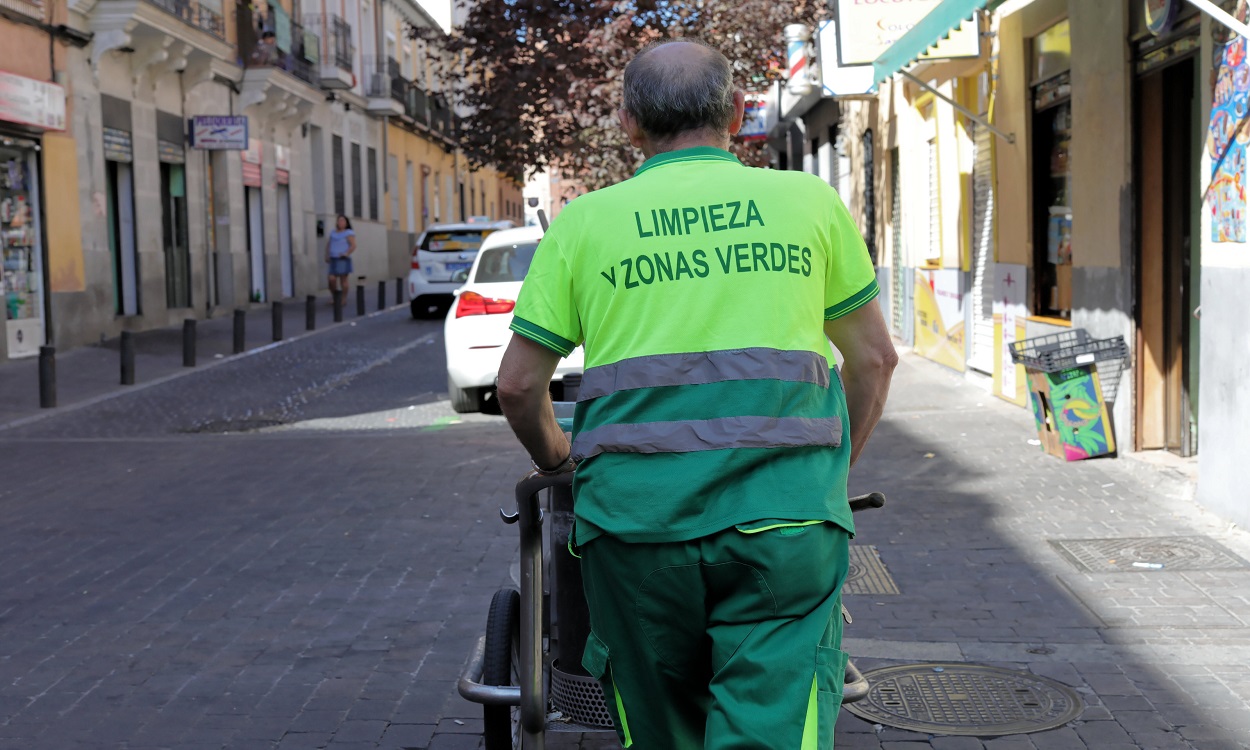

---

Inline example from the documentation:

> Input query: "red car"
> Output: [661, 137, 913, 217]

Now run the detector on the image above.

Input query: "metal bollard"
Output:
[182, 319, 196, 367]
[271, 301, 284, 342]
[377, 280, 386, 311]
[233, 309, 246, 354]
[306, 295, 316, 331]
[120, 331, 135, 385]
[395, 277, 402, 305]
[38, 346, 56, 408]
[332, 289, 343, 322]
[356, 284, 365, 316]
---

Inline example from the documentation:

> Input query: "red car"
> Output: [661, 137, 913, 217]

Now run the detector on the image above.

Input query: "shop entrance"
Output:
[1134, 56, 1198, 456]
[246, 186, 266, 303]
[106, 160, 139, 316]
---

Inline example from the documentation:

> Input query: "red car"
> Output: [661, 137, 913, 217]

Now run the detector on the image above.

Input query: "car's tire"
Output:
[410, 299, 422, 319]
[449, 377, 482, 414]
[483, 588, 521, 750]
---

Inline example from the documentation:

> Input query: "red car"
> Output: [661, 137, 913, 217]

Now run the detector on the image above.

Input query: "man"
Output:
[497, 39, 897, 750]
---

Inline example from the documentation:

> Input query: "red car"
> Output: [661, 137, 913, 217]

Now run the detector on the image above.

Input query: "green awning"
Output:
[872, 0, 991, 85]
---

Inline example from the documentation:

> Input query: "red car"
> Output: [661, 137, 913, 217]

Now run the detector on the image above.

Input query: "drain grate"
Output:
[844, 663, 1084, 736]
[1049, 536, 1250, 573]
[844, 545, 900, 596]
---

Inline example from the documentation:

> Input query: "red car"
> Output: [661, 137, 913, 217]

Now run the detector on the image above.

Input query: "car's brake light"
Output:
[411, 248, 420, 270]
[456, 291, 515, 318]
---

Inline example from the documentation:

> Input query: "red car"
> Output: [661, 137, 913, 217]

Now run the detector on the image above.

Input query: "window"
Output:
[473, 242, 538, 283]
[351, 142, 362, 217]
[332, 135, 345, 216]
[367, 147, 378, 220]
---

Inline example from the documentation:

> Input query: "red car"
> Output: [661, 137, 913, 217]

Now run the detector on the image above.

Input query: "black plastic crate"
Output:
[1009, 329, 1129, 373]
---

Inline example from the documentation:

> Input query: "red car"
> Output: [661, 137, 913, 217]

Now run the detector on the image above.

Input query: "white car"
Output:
[444, 225, 584, 413]
[408, 220, 514, 319]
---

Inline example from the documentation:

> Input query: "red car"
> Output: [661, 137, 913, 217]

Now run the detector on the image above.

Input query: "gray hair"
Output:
[623, 39, 735, 140]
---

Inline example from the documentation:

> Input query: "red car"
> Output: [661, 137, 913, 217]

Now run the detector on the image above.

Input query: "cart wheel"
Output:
[483, 587, 521, 750]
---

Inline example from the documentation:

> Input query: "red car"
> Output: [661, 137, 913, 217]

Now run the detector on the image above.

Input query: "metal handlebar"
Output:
[849, 492, 886, 513]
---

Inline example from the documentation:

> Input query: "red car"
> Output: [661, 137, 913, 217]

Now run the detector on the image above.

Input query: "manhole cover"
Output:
[1049, 536, 1250, 573]
[844, 663, 1084, 736]
[844, 545, 900, 596]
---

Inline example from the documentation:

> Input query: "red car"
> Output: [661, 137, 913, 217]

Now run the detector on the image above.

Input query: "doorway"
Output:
[277, 185, 294, 298]
[1135, 56, 1198, 455]
[106, 160, 139, 316]
[246, 187, 266, 303]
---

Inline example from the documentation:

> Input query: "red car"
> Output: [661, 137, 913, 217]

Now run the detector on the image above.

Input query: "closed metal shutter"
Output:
[968, 123, 996, 373]
[891, 149, 904, 335]
[928, 139, 939, 259]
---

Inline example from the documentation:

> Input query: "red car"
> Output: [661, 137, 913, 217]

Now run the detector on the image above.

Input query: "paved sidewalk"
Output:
[0, 286, 409, 429]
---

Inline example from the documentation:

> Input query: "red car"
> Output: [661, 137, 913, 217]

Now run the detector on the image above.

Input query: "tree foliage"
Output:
[414, 0, 825, 189]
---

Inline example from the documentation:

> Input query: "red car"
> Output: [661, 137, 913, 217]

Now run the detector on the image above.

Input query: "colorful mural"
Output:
[1027, 366, 1116, 462]
[1209, 1, 1250, 243]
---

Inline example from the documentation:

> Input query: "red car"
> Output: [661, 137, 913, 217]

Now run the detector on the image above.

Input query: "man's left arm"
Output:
[497, 334, 571, 471]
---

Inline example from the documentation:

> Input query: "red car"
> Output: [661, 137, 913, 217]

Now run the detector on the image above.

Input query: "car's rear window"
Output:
[473, 242, 539, 283]
[420, 230, 494, 253]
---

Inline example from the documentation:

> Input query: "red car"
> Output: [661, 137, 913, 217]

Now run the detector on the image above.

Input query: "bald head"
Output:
[622, 39, 736, 143]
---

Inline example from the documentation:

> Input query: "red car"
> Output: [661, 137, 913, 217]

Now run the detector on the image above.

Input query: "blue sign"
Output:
[189, 115, 249, 150]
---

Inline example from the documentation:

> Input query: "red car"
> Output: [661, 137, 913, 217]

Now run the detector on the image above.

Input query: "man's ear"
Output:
[618, 108, 645, 149]
[727, 90, 746, 136]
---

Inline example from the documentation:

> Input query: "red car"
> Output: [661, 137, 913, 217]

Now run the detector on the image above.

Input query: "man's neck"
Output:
[641, 131, 730, 160]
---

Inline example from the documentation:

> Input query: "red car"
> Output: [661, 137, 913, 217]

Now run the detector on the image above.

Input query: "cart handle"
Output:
[849, 492, 886, 513]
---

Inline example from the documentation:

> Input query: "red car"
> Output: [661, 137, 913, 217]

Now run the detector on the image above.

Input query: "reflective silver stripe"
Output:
[578, 348, 830, 401]
[572, 416, 842, 459]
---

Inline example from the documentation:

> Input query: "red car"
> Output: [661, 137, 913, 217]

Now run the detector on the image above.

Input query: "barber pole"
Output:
[784, 24, 814, 96]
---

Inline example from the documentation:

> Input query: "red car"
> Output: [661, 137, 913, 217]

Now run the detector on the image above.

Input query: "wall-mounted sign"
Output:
[834, 0, 979, 67]
[189, 115, 249, 150]
[157, 139, 184, 164]
[0, 70, 66, 131]
[274, 144, 290, 184]
[102, 127, 132, 162]
[819, 19, 875, 97]
[1145, 0, 1178, 36]
[241, 137, 262, 187]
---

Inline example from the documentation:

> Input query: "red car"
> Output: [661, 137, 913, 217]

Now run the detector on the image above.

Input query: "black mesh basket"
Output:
[1009, 329, 1129, 403]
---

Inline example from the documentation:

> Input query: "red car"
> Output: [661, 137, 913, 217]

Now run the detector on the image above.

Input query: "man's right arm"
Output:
[824, 301, 898, 467]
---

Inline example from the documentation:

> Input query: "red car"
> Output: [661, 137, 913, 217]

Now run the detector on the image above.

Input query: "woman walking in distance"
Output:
[326, 214, 356, 303]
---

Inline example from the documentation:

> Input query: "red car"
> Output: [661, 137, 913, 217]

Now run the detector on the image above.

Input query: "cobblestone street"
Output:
[0, 310, 1247, 749]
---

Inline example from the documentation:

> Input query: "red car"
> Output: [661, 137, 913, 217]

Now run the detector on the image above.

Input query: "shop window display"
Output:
[2, 145, 43, 350]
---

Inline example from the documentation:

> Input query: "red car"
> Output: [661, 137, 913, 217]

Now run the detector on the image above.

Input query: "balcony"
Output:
[429, 92, 455, 139]
[77, 0, 235, 74]
[304, 12, 353, 89]
[363, 57, 404, 117]
[236, 2, 322, 120]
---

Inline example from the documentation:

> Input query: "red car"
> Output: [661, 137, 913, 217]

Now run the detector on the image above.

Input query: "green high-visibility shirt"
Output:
[510, 146, 879, 545]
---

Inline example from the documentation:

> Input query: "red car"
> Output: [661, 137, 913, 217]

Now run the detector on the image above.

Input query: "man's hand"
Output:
[824, 301, 898, 467]
[497, 334, 570, 470]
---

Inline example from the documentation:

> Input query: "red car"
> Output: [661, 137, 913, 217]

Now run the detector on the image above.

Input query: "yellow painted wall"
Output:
[42, 132, 85, 293]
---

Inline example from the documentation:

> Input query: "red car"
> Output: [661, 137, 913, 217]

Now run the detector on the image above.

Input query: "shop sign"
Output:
[913, 268, 966, 373]
[189, 115, 249, 150]
[241, 138, 262, 187]
[739, 93, 774, 141]
[818, 19, 875, 97]
[0, 70, 66, 131]
[158, 139, 185, 164]
[274, 144, 290, 184]
[833, 0, 979, 67]
[102, 127, 133, 162]
[1145, 0, 1178, 36]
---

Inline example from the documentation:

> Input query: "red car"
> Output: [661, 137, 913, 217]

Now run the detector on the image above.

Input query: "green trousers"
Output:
[579, 521, 851, 750]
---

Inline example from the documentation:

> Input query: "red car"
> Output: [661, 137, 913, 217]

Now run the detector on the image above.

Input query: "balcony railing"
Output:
[237, 2, 320, 87]
[429, 92, 455, 137]
[303, 12, 354, 73]
[388, 58, 405, 101]
[146, 0, 226, 40]
[363, 55, 390, 99]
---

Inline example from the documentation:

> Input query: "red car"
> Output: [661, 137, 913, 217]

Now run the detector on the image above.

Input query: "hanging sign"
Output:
[189, 115, 249, 150]
[819, 20, 875, 97]
[0, 70, 66, 131]
[1145, 0, 1178, 36]
[834, 0, 979, 67]
[738, 92, 774, 141]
